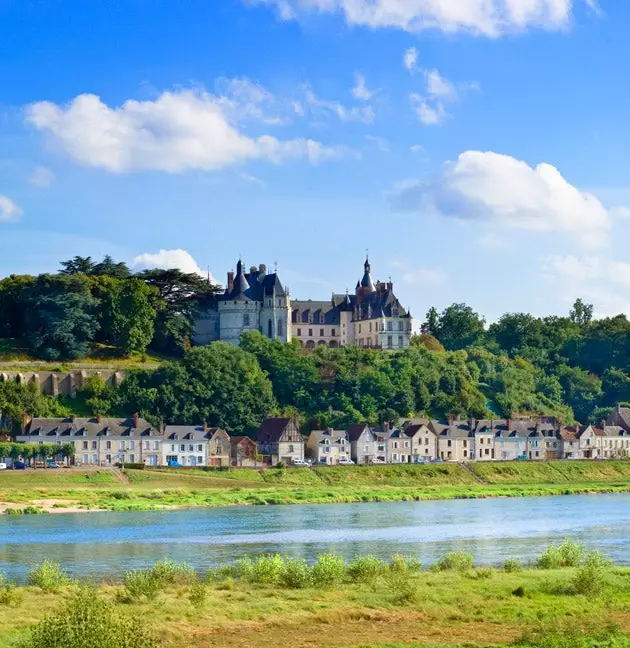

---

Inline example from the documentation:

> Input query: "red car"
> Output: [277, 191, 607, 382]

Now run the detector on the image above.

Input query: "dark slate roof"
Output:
[217, 260, 287, 304]
[346, 424, 372, 442]
[258, 417, 294, 443]
[404, 424, 433, 437]
[291, 300, 341, 325]
[360, 259, 375, 292]
[25, 417, 156, 438]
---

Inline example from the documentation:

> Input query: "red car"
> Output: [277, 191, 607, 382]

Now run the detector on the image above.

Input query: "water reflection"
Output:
[1, 494, 629, 582]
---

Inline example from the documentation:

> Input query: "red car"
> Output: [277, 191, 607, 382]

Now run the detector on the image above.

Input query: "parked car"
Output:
[168, 460, 183, 467]
[371, 458, 386, 465]
[13, 461, 26, 470]
[46, 461, 60, 469]
[0, 463, 6, 470]
[292, 459, 310, 467]
[337, 458, 355, 465]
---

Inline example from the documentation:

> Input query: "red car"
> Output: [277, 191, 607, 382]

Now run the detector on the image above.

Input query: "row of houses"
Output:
[13, 405, 630, 467]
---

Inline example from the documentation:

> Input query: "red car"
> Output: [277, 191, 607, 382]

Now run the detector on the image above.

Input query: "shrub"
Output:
[275, 461, 286, 470]
[386, 568, 418, 604]
[280, 558, 311, 589]
[22, 586, 155, 648]
[504, 559, 522, 573]
[571, 551, 612, 596]
[150, 558, 194, 585]
[347, 555, 387, 583]
[122, 569, 159, 602]
[189, 579, 207, 609]
[233, 557, 254, 582]
[249, 554, 285, 585]
[390, 554, 422, 574]
[536, 540, 585, 569]
[311, 554, 345, 587]
[27, 560, 71, 592]
[432, 551, 474, 572]
[474, 567, 493, 580]
[110, 492, 132, 500]
[0, 581, 22, 607]
[206, 563, 238, 583]
[5, 508, 23, 516]
[512, 586, 526, 597]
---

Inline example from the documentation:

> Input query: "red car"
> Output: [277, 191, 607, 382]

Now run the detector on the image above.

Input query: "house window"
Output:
[91, 441, 97, 450]
[243, 313, 251, 327]
[297, 328, 302, 336]
[91, 454, 98, 464]
[369, 323, 372, 332]
[463, 440, 467, 448]
[464, 450, 468, 457]
[106, 441, 111, 450]
[447, 440, 452, 447]
[129, 441, 135, 450]
[358, 324, 362, 334]
[394, 442, 399, 449]
[180, 444, 185, 452]
[129, 454, 135, 463]
[198, 456, 204, 465]
[153, 441, 159, 450]
[288, 445, 295, 453]
[82, 441, 88, 450]
[485, 448, 490, 456]
[197, 444, 203, 452]
[404, 441, 409, 448]
[188, 444, 194, 452]
[145, 441, 150, 450]
[82, 454, 88, 464]
[106, 454, 111, 464]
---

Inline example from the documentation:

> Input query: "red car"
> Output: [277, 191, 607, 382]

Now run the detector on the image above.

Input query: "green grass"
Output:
[1, 555, 630, 648]
[1, 462, 630, 513]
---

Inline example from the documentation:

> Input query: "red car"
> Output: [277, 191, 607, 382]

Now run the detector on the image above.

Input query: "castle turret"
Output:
[360, 257, 375, 293]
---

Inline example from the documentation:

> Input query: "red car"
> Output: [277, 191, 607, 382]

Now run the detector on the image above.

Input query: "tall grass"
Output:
[536, 540, 585, 569]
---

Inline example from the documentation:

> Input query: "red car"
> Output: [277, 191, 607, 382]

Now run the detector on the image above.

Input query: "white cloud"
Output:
[611, 206, 630, 220]
[410, 93, 446, 125]
[0, 196, 22, 222]
[132, 249, 212, 279]
[403, 47, 418, 73]
[239, 172, 267, 189]
[26, 89, 348, 173]
[215, 77, 285, 124]
[249, 0, 584, 37]
[543, 255, 630, 317]
[304, 87, 374, 123]
[477, 232, 507, 248]
[391, 150, 615, 247]
[28, 166, 55, 187]
[391, 260, 445, 285]
[351, 73, 373, 101]
[410, 68, 477, 125]
[409, 144, 424, 153]
[365, 135, 390, 153]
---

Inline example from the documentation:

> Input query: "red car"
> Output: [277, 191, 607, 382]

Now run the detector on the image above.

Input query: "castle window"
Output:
[387, 335, 393, 348]
[297, 328, 302, 336]
[320, 328, 324, 337]
[309, 328, 313, 337]
[398, 335, 403, 347]
[278, 319, 283, 337]
[387, 321, 393, 331]
[331, 329, 336, 337]
[243, 313, 251, 327]
[398, 321, 403, 331]
[268, 320, 272, 337]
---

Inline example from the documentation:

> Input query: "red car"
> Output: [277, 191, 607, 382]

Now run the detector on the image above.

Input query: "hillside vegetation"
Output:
[3, 256, 630, 432]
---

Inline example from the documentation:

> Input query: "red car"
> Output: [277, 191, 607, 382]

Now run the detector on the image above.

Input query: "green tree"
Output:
[59, 256, 96, 275]
[0, 274, 35, 338]
[435, 303, 486, 351]
[112, 279, 158, 355]
[92, 255, 130, 279]
[421, 307, 439, 336]
[117, 343, 276, 432]
[23, 275, 98, 360]
[570, 298, 594, 327]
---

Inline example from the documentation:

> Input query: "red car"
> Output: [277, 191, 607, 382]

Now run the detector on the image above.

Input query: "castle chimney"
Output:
[227, 271, 234, 292]
[133, 412, 139, 428]
[387, 281, 393, 291]
[250, 266, 257, 274]
[600, 417, 607, 430]
[259, 264, 266, 274]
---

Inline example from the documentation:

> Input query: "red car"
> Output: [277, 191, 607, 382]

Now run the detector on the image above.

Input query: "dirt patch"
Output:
[160, 610, 522, 648]
[0, 499, 101, 514]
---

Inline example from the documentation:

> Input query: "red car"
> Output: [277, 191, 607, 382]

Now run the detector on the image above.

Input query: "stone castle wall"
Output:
[0, 369, 126, 398]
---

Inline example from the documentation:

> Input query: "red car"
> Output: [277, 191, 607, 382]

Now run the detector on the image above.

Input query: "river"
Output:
[1, 493, 629, 581]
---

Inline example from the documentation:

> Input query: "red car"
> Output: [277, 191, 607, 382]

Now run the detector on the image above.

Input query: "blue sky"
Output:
[2, 0, 630, 325]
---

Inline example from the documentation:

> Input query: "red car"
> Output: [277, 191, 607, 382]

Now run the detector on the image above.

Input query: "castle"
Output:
[193, 258, 413, 350]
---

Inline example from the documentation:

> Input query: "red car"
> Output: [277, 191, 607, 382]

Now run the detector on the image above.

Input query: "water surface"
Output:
[1, 493, 629, 581]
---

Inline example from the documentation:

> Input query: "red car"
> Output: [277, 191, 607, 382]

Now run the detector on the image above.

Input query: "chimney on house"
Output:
[600, 418, 607, 430]
[21, 413, 31, 433]
[203, 421, 208, 433]
[133, 412, 139, 428]
[160, 421, 165, 434]
[71, 415, 76, 423]
[227, 271, 234, 292]
[97, 415, 102, 425]
[447, 414, 454, 425]
[507, 419, 512, 432]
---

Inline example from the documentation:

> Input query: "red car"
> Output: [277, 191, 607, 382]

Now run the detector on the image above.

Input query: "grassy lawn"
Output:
[1, 559, 629, 647]
[0, 462, 629, 512]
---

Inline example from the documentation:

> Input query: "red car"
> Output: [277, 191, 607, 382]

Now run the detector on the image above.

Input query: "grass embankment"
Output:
[1, 461, 630, 513]
[1, 547, 630, 647]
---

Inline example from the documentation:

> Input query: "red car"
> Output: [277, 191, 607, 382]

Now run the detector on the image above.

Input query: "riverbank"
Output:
[2, 549, 630, 647]
[1, 461, 630, 513]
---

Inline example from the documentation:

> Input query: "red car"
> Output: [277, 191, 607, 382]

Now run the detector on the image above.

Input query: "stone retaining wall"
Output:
[0, 370, 126, 397]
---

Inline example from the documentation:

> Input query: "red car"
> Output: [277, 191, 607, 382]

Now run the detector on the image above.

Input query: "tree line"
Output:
[0, 256, 218, 360]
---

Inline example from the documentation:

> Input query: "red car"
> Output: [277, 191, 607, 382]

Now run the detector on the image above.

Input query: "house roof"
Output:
[258, 417, 296, 443]
[346, 424, 372, 442]
[230, 435, 255, 448]
[309, 429, 348, 445]
[25, 416, 155, 438]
